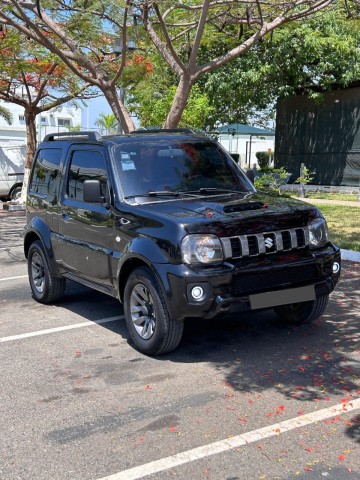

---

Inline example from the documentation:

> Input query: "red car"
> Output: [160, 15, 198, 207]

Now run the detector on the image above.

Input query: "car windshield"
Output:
[112, 139, 254, 201]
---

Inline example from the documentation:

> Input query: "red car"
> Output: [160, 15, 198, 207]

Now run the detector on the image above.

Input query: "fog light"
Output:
[191, 286, 204, 301]
[332, 262, 340, 274]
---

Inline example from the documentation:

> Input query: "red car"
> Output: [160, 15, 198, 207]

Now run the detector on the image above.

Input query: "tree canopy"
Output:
[0, 27, 96, 168]
[2, 0, 357, 131]
[136, 0, 356, 127]
[125, 4, 360, 130]
[0, 0, 151, 132]
[202, 5, 360, 127]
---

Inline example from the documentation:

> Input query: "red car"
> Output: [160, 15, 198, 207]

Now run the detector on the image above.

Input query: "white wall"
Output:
[218, 134, 275, 168]
[0, 99, 83, 146]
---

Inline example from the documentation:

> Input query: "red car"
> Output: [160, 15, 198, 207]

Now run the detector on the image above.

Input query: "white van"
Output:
[0, 145, 25, 200]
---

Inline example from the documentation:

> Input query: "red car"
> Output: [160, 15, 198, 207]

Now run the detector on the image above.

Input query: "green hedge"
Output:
[255, 151, 271, 169]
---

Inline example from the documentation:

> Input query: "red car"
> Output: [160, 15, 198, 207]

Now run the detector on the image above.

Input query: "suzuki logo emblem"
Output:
[264, 236, 274, 249]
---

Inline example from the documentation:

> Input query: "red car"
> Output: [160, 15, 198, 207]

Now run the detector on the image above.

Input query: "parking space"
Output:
[1, 212, 360, 480]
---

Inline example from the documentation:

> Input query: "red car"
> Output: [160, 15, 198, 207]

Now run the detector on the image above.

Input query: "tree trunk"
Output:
[18, 167, 31, 205]
[16, 108, 38, 204]
[102, 85, 135, 134]
[164, 75, 193, 129]
[24, 108, 38, 170]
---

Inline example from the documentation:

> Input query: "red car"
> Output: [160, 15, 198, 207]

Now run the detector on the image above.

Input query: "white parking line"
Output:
[98, 398, 360, 480]
[0, 274, 28, 282]
[0, 316, 124, 343]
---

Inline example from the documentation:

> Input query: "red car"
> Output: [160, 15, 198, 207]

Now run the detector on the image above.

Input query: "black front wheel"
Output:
[28, 240, 66, 303]
[124, 267, 184, 355]
[274, 294, 329, 325]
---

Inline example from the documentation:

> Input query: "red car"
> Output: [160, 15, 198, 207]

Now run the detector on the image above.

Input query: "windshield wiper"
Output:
[124, 189, 247, 200]
[148, 191, 182, 197]
[186, 187, 243, 195]
[124, 191, 197, 199]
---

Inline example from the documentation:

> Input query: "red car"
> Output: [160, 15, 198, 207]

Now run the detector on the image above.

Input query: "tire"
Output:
[274, 294, 329, 325]
[124, 267, 184, 355]
[28, 240, 66, 303]
[10, 185, 22, 201]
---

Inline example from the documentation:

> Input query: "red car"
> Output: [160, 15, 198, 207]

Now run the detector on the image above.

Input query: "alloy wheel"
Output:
[130, 283, 156, 339]
[31, 251, 45, 294]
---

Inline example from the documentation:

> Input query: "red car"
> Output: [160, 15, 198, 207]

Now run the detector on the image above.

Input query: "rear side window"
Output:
[29, 148, 62, 203]
[66, 150, 108, 202]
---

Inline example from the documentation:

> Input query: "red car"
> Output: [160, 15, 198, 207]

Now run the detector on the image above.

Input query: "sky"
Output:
[81, 95, 139, 131]
[81, 96, 113, 130]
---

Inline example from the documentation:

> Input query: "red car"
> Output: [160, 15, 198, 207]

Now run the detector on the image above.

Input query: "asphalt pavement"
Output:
[1, 208, 359, 480]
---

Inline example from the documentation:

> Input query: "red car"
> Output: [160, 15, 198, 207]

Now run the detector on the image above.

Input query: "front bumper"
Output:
[154, 244, 341, 321]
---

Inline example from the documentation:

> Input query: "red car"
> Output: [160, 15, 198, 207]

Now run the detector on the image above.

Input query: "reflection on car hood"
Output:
[137, 192, 320, 236]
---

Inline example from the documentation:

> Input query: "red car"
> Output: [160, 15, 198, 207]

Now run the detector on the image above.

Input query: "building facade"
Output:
[0, 100, 83, 146]
[216, 123, 275, 169]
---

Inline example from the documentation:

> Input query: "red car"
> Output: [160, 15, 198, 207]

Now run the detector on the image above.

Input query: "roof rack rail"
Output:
[130, 128, 196, 135]
[43, 131, 102, 142]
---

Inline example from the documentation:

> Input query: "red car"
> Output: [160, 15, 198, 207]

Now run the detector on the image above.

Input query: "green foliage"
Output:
[2, 0, 360, 134]
[129, 79, 214, 129]
[180, 85, 214, 129]
[201, 47, 276, 128]
[95, 113, 118, 134]
[68, 124, 81, 132]
[0, 105, 13, 125]
[255, 151, 271, 169]
[254, 167, 290, 195]
[0, 26, 95, 168]
[194, 6, 360, 127]
[294, 166, 314, 185]
[260, 7, 360, 98]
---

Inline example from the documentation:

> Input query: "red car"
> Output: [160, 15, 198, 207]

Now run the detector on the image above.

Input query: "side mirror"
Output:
[83, 179, 109, 207]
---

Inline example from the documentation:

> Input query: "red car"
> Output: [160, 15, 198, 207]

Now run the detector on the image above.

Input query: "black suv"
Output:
[24, 130, 341, 355]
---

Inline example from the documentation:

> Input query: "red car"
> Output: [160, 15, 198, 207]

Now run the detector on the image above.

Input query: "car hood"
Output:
[137, 192, 320, 236]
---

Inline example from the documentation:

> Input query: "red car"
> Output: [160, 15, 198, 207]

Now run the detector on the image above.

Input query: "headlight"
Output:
[181, 234, 224, 265]
[308, 218, 329, 248]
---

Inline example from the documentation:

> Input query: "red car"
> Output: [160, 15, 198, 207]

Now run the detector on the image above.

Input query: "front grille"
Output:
[232, 264, 319, 296]
[221, 227, 309, 259]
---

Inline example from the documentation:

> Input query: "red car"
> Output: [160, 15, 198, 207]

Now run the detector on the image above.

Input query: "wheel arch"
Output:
[118, 257, 155, 303]
[117, 236, 175, 303]
[9, 183, 23, 200]
[24, 219, 59, 277]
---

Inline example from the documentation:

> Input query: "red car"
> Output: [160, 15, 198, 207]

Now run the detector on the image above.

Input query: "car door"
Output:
[57, 145, 115, 288]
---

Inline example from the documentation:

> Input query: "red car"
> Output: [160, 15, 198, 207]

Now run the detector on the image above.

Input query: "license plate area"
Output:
[250, 285, 316, 310]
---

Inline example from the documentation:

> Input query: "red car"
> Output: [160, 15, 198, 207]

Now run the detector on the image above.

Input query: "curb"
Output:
[0, 203, 26, 211]
[341, 249, 360, 263]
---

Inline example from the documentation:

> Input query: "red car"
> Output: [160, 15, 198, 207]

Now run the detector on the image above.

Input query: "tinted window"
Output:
[67, 150, 107, 202]
[113, 140, 253, 199]
[29, 148, 62, 203]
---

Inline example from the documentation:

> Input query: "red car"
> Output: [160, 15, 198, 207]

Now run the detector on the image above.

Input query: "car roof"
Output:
[41, 129, 209, 146]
